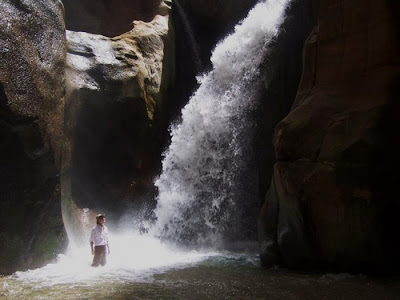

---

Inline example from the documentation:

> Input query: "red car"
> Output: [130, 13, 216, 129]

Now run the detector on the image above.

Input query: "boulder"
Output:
[260, 0, 400, 273]
[62, 1, 175, 245]
[0, 0, 67, 274]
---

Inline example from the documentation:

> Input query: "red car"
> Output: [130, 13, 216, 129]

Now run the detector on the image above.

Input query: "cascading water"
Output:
[152, 0, 291, 247]
[3, 2, 400, 299]
[0, 1, 293, 298]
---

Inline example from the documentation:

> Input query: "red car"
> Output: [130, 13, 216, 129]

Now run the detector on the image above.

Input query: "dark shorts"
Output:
[92, 245, 107, 267]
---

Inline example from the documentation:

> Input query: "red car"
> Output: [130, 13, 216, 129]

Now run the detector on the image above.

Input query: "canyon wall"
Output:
[62, 0, 175, 244]
[0, 0, 67, 274]
[255, 0, 319, 212]
[259, 0, 400, 273]
[3, 0, 398, 276]
[0, 0, 175, 273]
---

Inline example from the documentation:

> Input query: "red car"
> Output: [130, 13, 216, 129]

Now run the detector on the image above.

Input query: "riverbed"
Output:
[1, 234, 399, 299]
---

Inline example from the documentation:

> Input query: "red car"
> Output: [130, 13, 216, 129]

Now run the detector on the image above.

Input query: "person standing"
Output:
[90, 214, 110, 267]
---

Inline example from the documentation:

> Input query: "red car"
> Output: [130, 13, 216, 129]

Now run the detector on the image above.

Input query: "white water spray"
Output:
[152, 0, 291, 246]
[3, 1, 291, 291]
[14, 232, 214, 287]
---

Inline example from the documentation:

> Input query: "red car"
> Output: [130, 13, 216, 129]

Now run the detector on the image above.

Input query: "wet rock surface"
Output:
[0, 0, 67, 274]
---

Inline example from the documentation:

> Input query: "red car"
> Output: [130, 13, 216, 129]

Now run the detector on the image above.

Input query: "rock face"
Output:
[0, 0, 67, 274]
[255, 0, 319, 212]
[62, 0, 163, 37]
[62, 1, 174, 245]
[259, 0, 400, 272]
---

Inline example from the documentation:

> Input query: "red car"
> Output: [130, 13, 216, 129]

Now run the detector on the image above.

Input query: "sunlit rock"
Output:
[62, 1, 175, 246]
[0, 0, 67, 274]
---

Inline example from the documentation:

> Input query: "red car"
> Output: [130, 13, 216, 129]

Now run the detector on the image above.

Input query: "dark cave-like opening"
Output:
[62, 0, 162, 37]
[70, 97, 158, 221]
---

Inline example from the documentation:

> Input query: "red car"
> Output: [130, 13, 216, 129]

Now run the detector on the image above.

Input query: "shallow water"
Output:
[2, 259, 400, 300]
[1, 234, 400, 299]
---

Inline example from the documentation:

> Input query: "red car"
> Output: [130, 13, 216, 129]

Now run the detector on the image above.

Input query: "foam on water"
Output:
[14, 231, 218, 287]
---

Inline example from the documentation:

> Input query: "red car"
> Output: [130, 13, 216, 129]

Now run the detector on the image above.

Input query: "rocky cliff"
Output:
[259, 0, 400, 273]
[0, 0, 67, 274]
[62, 1, 175, 244]
[255, 0, 319, 213]
[0, 0, 175, 273]
[2, 0, 398, 276]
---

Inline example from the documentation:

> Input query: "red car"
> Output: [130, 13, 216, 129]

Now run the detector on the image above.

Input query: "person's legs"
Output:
[92, 248, 100, 267]
[92, 246, 106, 267]
[99, 247, 107, 266]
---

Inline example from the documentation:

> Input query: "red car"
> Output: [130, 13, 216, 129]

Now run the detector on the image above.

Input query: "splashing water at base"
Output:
[1, 231, 264, 299]
[2, 236, 400, 300]
[2, 0, 400, 298]
[1, 1, 294, 298]
[152, 0, 291, 247]
[12, 233, 218, 287]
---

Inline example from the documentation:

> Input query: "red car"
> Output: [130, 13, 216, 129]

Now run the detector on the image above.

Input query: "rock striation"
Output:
[0, 0, 67, 274]
[62, 1, 175, 245]
[259, 0, 400, 273]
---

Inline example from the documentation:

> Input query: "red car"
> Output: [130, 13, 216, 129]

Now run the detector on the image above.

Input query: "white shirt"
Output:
[90, 224, 109, 246]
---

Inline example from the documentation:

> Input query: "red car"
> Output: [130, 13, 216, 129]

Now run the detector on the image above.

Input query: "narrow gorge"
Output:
[0, 0, 399, 298]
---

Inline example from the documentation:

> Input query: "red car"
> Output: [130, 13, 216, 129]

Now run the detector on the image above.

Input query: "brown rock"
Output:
[260, 0, 400, 272]
[62, 3, 175, 244]
[62, 0, 165, 37]
[0, 0, 67, 274]
[274, 161, 383, 269]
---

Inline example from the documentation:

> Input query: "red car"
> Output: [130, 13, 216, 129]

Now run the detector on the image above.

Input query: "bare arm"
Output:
[90, 241, 94, 255]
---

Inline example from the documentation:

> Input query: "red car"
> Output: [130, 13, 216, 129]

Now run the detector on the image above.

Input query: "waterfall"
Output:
[152, 0, 290, 247]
